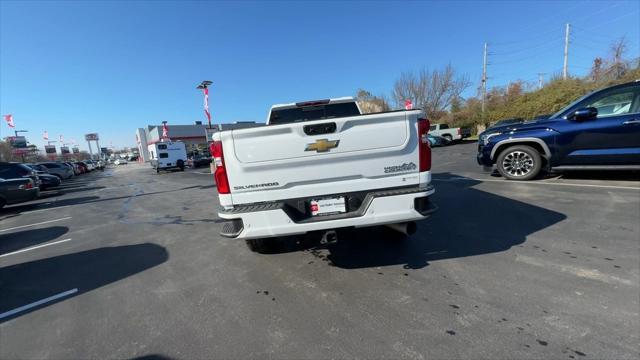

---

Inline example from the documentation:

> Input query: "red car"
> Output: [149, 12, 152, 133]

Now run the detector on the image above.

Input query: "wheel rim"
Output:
[502, 151, 534, 177]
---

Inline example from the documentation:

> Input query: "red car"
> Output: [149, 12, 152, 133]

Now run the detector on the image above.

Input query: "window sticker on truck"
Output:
[384, 162, 417, 174]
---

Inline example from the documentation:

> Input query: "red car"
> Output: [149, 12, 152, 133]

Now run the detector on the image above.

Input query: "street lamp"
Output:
[196, 80, 213, 129]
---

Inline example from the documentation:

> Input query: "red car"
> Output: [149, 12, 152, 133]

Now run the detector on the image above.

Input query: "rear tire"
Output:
[0, 197, 6, 209]
[177, 160, 185, 171]
[496, 145, 542, 181]
[442, 134, 453, 143]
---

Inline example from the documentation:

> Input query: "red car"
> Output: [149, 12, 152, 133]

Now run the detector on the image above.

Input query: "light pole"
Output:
[196, 80, 213, 129]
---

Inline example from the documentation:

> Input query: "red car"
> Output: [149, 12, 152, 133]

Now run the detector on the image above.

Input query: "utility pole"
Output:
[537, 73, 546, 90]
[481, 42, 488, 116]
[563, 23, 570, 80]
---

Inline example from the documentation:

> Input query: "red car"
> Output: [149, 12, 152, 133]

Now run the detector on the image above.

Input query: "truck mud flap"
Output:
[414, 196, 438, 216]
[221, 219, 244, 238]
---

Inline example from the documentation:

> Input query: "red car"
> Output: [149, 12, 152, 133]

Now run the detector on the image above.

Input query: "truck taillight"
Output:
[417, 118, 431, 172]
[210, 141, 230, 194]
[457, 128, 461, 135]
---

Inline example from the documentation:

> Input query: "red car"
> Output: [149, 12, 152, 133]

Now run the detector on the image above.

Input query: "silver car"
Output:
[37, 162, 74, 179]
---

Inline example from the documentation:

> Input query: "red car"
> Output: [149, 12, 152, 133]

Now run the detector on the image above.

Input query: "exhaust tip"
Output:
[385, 221, 417, 236]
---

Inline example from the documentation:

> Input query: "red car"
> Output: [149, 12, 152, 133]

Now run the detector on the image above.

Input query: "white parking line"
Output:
[0, 238, 73, 258]
[433, 177, 640, 190]
[0, 289, 78, 320]
[0, 217, 72, 233]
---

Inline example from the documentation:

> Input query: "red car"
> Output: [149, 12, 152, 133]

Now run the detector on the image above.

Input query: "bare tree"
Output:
[590, 57, 604, 82]
[392, 64, 471, 116]
[355, 89, 391, 113]
[609, 37, 628, 79]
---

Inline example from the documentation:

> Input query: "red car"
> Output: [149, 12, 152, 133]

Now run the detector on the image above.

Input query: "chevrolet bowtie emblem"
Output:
[305, 138, 340, 153]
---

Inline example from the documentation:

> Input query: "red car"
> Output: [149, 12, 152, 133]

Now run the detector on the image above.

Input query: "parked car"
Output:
[74, 161, 88, 173]
[0, 177, 39, 208]
[427, 134, 450, 147]
[0, 162, 41, 189]
[24, 164, 62, 190]
[212, 97, 437, 252]
[35, 173, 61, 190]
[114, 158, 128, 165]
[189, 154, 211, 167]
[63, 162, 82, 175]
[429, 123, 471, 142]
[477, 81, 640, 180]
[81, 161, 95, 171]
[36, 162, 74, 179]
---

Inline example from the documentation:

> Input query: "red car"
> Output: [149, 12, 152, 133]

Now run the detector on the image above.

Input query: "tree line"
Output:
[356, 38, 639, 134]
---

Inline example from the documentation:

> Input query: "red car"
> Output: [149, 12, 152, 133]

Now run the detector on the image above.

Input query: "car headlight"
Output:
[481, 132, 502, 145]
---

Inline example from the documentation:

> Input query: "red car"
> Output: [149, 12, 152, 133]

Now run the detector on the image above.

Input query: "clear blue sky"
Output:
[1, 0, 638, 150]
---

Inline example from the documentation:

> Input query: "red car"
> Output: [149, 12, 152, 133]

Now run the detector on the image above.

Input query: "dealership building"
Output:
[135, 122, 262, 162]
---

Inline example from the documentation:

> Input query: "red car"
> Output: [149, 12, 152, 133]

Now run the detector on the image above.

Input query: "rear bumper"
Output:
[218, 187, 436, 239]
[8, 188, 39, 205]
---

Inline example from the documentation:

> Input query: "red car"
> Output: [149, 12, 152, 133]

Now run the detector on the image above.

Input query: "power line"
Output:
[574, 10, 640, 33]
[491, 37, 564, 57]
[490, 1, 583, 45]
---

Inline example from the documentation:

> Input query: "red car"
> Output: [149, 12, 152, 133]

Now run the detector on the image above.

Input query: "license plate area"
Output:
[310, 196, 346, 216]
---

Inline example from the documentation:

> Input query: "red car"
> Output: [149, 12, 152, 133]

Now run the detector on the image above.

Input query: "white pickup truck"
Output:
[211, 97, 437, 252]
[429, 123, 471, 142]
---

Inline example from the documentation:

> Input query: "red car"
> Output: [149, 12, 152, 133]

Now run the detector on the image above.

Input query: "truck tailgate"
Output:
[222, 110, 423, 205]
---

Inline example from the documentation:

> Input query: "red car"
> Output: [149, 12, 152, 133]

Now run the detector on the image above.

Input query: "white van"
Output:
[148, 141, 187, 173]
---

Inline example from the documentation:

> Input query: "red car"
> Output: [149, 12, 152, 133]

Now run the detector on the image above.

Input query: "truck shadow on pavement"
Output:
[327, 175, 566, 269]
[0, 243, 168, 323]
[302, 174, 566, 270]
[0, 226, 69, 256]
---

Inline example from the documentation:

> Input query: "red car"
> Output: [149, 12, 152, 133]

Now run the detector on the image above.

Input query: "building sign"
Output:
[44, 145, 57, 154]
[5, 136, 27, 148]
[100, 147, 109, 154]
[60, 146, 70, 154]
[85, 133, 99, 141]
[72, 147, 80, 154]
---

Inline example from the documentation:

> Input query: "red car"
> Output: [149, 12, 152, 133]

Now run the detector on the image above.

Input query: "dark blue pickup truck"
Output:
[477, 81, 640, 180]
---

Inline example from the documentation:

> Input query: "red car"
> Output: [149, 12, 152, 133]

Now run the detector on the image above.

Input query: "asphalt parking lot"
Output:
[1, 143, 639, 359]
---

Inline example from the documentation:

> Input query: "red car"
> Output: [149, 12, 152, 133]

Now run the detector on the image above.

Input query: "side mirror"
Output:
[570, 107, 598, 121]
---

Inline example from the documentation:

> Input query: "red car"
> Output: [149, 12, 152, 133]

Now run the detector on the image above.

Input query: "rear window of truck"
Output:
[269, 102, 360, 125]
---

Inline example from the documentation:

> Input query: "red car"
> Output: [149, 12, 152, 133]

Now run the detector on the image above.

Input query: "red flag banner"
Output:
[162, 123, 169, 139]
[3, 114, 15, 128]
[404, 99, 413, 110]
[204, 87, 211, 126]
[43, 131, 49, 140]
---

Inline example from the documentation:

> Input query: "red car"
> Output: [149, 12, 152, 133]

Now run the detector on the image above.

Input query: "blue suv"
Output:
[477, 81, 640, 180]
